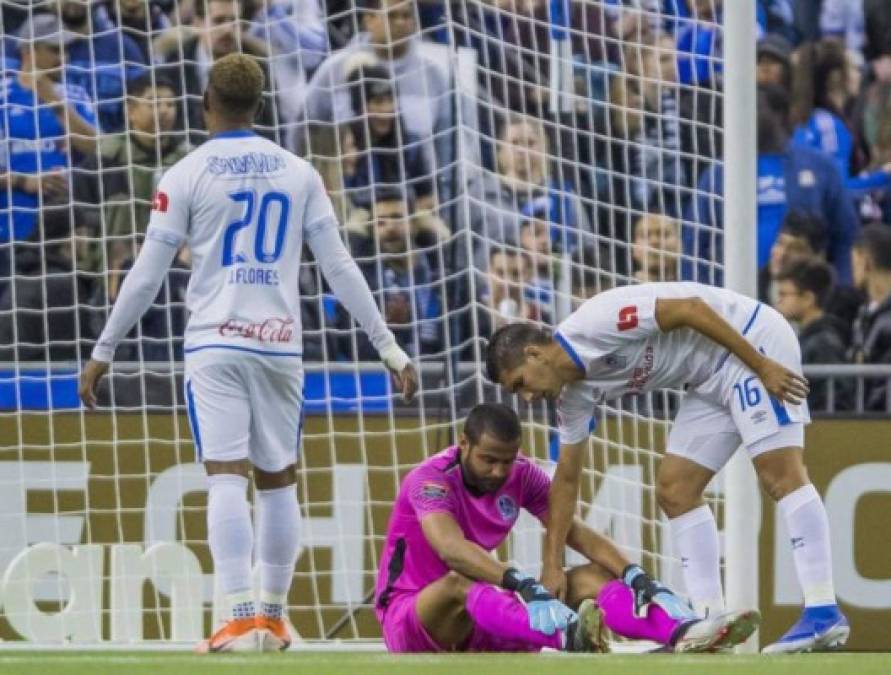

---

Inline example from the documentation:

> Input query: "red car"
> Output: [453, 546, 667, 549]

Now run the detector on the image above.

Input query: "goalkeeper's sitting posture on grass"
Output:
[374, 403, 758, 653]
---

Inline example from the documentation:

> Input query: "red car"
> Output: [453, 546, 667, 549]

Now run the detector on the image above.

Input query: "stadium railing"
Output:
[3, 362, 889, 418]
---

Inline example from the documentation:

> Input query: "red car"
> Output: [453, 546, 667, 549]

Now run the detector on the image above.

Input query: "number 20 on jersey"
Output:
[222, 189, 291, 266]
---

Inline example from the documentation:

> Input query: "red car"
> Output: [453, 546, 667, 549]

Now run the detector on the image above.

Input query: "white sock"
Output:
[778, 483, 836, 607]
[207, 474, 255, 617]
[669, 504, 725, 615]
[256, 484, 301, 616]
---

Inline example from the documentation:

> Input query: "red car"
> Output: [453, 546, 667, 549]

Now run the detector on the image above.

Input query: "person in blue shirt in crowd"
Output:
[0, 14, 97, 280]
[3, 3, 146, 132]
[649, 0, 796, 89]
[671, 0, 723, 88]
[336, 187, 443, 361]
[790, 40, 856, 180]
[683, 83, 860, 285]
[55, 0, 146, 132]
[104, 0, 174, 65]
[343, 63, 435, 213]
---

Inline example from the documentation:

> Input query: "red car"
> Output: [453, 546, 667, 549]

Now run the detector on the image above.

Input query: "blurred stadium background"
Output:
[0, 0, 888, 657]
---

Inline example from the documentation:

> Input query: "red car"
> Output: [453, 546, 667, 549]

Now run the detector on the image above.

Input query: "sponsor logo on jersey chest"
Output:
[218, 317, 294, 343]
[626, 345, 655, 393]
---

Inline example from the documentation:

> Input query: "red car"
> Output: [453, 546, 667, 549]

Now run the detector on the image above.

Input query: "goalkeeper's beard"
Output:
[459, 457, 505, 495]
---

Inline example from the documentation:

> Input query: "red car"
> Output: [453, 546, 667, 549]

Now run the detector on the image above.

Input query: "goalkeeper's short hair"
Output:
[463, 403, 521, 446]
[208, 53, 265, 117]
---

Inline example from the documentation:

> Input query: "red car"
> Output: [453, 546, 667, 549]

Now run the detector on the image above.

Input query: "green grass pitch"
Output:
[0, 652, 887, 675]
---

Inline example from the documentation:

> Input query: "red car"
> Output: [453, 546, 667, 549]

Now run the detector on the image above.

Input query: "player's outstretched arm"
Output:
[655, 297, 809, 404]
[79, 236, 178, 409]
[565, 518, 628, 578]
[305, 221, 417, 402]
[563, 518, 696, 621]
[421, 511, 512, 585]
[421, 512, 576, 635]
[541, 441, 585, 600]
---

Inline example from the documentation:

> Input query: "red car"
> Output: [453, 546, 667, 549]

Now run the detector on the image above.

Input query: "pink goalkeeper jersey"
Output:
[374, 445, 551, 618]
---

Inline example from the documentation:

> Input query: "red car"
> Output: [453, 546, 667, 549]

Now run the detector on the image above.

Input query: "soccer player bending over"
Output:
[485, 281, 850, 653]
[375, 403, 759, 654]
[79, 54, 418, 652]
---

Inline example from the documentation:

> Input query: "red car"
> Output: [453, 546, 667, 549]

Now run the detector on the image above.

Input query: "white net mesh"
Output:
[0, 0, 726, 642]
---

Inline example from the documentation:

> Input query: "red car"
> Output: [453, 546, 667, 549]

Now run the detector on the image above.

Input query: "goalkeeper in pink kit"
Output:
[375, 403, 758, 653]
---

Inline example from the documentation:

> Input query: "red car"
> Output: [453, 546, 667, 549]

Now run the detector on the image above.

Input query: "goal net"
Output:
[0, 0, 729, 643]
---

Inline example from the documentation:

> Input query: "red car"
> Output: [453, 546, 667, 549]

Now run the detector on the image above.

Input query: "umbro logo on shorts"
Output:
[750, 410, 768, 425]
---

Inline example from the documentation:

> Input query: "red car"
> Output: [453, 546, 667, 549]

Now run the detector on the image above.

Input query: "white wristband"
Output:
[90, 344, 114, 364]
[379, 342, 410, 373]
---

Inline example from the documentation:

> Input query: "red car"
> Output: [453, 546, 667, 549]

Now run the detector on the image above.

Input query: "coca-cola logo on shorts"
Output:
[218, 317, 294, 343]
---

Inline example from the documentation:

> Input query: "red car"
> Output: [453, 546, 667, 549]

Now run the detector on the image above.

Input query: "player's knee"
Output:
[754, 449, 809, 502]
[442, 571, 473, 603]
[656, 475, 700, 518]
[253, 464, 297, 490]
[204, 459, 251, 477]
[758, 466, 809, 502]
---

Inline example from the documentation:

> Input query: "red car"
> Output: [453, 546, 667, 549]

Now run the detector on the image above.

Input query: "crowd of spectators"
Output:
[2, 0, 891, 410]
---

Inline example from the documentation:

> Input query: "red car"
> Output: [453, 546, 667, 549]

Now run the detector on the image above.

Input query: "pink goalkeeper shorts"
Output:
[378, 591, 543, 653]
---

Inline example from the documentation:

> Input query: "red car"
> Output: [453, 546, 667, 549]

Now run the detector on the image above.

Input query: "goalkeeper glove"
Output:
[622, 564, 696, 621]
[502, 568, 577, 636]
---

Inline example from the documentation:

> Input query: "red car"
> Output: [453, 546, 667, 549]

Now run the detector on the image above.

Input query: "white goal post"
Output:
[721, 0, 760, 652]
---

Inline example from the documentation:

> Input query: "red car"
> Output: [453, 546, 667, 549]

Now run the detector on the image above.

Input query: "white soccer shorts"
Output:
[667, 303, 811, 473]
[184, 349, 305, 472]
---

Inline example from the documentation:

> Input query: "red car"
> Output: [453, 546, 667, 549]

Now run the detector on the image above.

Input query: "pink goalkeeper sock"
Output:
[465, 582, 563, 651]
[597, 579, 680, 644]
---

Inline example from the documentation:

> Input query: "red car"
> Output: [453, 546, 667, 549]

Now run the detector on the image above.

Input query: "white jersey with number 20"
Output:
[146, 129, 334, 357]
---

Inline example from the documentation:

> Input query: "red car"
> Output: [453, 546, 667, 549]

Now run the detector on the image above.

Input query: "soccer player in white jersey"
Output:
[79, 54, 418, 653]
[485, 282, 850, 654]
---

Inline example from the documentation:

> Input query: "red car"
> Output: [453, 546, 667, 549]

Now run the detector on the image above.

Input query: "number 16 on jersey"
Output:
[733, 376, 762, 411]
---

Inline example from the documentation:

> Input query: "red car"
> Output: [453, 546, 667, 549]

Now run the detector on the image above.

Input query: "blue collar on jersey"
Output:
[210, 129, 257, 139]
[554, 331, 586, 373]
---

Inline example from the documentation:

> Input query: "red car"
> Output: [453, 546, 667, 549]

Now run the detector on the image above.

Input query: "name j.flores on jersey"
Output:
[227, 266, 280, 286]
[218, 317, 294, 343]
